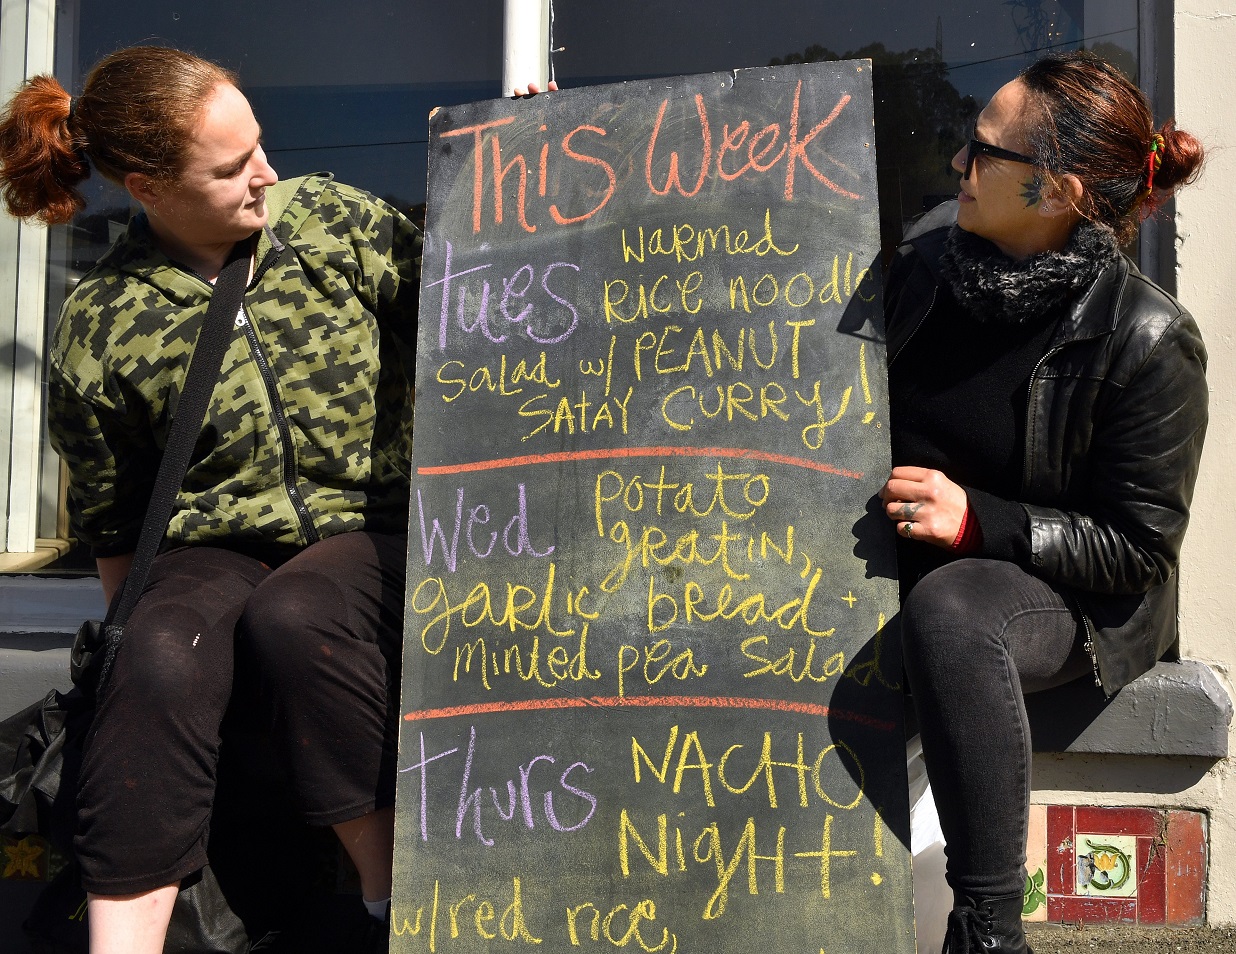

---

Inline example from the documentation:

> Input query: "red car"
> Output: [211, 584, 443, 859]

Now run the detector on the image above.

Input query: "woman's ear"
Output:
[1040, 172, 1084, 219]
[124, 171, 159, 206]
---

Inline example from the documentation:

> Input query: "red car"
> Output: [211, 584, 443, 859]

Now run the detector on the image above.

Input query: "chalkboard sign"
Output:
[394, 60, 912, 953]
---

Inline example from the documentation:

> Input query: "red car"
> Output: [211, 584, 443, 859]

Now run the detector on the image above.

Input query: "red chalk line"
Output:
[404, 694, 895, 732]
[416, 445, 863, 480]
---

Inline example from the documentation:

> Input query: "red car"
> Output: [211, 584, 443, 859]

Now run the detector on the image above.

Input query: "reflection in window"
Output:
[18, 0, 1145, 569]
[59, 0, 503, 241]
[38, 0, 505, 567]
[551, 0, 1139, 254]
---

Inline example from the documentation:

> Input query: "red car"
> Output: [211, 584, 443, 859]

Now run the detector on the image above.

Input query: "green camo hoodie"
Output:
[48, 174, 421, 556]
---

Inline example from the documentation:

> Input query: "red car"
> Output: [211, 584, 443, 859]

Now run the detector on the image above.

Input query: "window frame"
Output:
[0, 0, 59, 570]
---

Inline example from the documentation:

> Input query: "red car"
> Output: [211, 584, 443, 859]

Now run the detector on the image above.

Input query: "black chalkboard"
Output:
[395, 60, 912, 953]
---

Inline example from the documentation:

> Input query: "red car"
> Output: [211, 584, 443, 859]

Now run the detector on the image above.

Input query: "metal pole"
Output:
[503, 0, 551, 94]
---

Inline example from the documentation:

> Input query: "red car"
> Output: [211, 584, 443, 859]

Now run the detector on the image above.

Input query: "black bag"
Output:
[68, 619, 107, 698]
[0, 688, 83, 847]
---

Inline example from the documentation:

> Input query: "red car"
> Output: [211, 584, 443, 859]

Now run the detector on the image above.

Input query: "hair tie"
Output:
[1145, 132, 1165, 193]
[64, 95, 90, 166]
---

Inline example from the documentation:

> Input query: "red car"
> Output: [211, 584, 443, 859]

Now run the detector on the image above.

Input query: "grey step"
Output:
[1, 575, 105, 713]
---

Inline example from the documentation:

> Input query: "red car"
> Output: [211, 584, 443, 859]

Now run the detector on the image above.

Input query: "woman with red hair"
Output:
[1, 46, 420, 953]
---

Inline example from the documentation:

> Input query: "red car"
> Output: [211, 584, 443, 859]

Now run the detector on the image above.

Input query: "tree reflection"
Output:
[770, 43, 979, 258]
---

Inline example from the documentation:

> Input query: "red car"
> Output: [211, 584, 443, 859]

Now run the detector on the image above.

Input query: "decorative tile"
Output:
[1023, 805, 1048, 922]
[1046, 806, 1074, 896]
[1165, 810, 1206, 926]
[1136, 830, 1167, 925]
[1, 833, 49, 882]
[1075, 806, 1157, 838]
[1050, 895, 1138, 925]
[1075, 833, 1138, 898]
[1028, 806, 1208, 928]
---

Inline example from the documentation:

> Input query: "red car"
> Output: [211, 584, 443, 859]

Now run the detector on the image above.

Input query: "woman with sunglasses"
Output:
[881, 50, 1207, 953]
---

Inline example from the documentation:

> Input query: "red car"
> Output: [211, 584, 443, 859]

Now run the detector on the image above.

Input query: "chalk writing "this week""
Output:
[440, 80, 858, 236]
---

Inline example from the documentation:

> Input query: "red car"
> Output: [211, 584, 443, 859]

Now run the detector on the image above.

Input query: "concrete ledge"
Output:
[0, 632, 75, 714]
[0, 575, 104, 715]
[0, 574, 106, 634]
[1027, 659, 1232, 758]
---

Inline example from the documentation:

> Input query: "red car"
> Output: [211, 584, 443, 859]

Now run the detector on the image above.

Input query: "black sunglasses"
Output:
[963, 136, 1041, 180]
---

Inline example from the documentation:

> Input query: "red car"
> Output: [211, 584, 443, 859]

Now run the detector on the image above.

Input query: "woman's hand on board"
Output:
[511, 80, 559, 97]
[879, 466, 968, 548]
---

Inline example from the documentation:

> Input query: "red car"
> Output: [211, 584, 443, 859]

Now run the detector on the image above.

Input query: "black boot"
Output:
[941, 891, 1032, 953]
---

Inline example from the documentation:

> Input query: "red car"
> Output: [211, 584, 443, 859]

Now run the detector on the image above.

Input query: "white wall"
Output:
[1174, 0, 1236, 924]
[1033, 0, 1236, 925]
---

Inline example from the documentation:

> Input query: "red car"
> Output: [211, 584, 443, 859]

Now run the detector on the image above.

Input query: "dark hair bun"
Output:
[1155, 120, 1205, 193]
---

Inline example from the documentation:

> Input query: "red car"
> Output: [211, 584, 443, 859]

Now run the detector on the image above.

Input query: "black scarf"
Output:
[938, 221, 1120, 325]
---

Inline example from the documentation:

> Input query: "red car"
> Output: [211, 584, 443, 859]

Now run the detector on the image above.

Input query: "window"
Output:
[0, 0, 58, 569]
[551, 0, 1146, 258]
[0, 0, 503, 567]
[0, 0, 1163, 567]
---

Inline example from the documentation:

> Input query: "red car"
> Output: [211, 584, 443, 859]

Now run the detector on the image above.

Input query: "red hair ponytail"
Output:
[0, 75, 90, 225]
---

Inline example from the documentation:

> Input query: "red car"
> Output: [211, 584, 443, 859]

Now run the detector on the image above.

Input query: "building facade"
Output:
[2, 0, 1233, 931]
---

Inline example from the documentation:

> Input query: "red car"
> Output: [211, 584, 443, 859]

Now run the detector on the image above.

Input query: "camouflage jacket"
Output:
[48, 174, 420, 557]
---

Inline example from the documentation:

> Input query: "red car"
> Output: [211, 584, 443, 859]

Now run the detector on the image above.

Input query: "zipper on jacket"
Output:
[169, 237, 315, 542]
[1079, 611, 1103, 690]
[1020, 282, 1117, 490]
[235, 308, 320, 546]
[887, 287, 938, 368]
[252, 230, 284, 285]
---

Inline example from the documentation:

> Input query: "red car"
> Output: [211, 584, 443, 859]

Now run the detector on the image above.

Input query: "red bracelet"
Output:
[950, 505, 983, 553]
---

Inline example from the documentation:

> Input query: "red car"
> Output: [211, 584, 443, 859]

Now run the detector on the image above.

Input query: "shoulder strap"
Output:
[103, 240, 252, 635]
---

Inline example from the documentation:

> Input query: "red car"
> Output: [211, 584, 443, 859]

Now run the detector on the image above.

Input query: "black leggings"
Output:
[75, 531, 407, 895]
[901, 558, 1092, 898]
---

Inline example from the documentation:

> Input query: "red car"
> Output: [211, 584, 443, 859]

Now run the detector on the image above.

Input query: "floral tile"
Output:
[1075, 833, 1138, 898]
[1, 833, 49, 882]
[1029, 806, 1206, 927]
[1023, 805, 1048, 922]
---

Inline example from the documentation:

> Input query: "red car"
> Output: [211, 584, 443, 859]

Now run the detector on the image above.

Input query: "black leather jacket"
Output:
[885, 202, 1208, 696]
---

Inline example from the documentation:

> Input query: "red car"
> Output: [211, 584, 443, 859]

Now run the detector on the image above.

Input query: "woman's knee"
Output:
[239, 567, 348, 666]
[901, 560, 1025, 666]
[108, 612, 237, 710]
[101, 547, 263, 709]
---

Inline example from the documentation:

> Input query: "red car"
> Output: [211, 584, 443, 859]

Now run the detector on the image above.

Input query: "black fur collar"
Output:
[938, 222, 1120, 325]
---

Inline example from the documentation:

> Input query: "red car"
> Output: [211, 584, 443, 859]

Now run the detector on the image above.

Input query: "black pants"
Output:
[901, 558, 1092, 899]
[75, 531, 407, 895]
